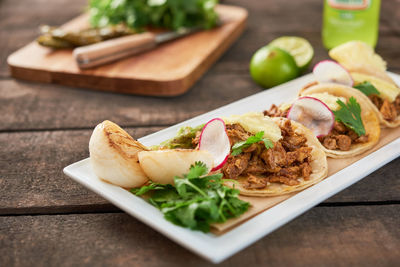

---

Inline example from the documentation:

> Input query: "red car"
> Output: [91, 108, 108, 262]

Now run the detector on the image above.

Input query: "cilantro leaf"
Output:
[186, 161, 208, 179]
[130, 182, 170, 196]
[354, 81, 380, 96]
[262, 138, 274, 149]
[231, 131, 273, 156]
[131, 161, 250, 232]
[332, 97, 366, 136]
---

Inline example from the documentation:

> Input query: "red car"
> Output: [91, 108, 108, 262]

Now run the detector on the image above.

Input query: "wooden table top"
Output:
[1, 0, 399, 266]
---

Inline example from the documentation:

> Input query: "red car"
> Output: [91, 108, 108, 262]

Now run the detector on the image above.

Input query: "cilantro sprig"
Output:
[231, 131, 274, 156]
[131, 162, 249, 232]
[332, 97, 366, 136]
[354, 81, 380, 96]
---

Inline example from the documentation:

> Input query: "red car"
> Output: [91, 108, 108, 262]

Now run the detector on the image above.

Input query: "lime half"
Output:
[269, 36, 314, 73]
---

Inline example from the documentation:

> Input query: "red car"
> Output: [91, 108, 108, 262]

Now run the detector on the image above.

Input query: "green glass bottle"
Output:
[322, 0, 381, 49]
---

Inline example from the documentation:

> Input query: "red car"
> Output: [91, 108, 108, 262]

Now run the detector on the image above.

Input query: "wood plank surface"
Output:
[0, 74, 259, 131]
[1, 206, 399, 266]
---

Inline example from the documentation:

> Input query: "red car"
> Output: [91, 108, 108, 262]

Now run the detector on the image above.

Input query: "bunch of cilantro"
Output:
[89, 0, 219, 31]
[131, 162, 249, 232]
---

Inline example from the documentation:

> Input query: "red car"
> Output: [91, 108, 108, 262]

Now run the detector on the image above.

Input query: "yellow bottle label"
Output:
[328, 0, 369, 10]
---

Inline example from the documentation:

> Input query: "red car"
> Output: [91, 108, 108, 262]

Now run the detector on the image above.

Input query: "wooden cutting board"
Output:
[7, 5, 247, 96]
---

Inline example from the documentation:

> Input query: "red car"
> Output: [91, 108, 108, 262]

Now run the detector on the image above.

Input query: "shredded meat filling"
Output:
[318, 121, 368, 151]
[226, 124, 250, 144]
[263, 104, 288, 118]
[246, 174, 268, 189]
[220, 120, 313, 189]
[260, 142, 287, 172]
[380, 99, 397, 121]
[369, 94, 400, 121]
[222, 152, 251, 179]
[395, 95, 400, 114]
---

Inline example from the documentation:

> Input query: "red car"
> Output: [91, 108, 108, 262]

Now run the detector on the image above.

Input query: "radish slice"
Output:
[313, 60, 353, 86]
[287, 96, 335, 138]
[198, 118, 230, 171]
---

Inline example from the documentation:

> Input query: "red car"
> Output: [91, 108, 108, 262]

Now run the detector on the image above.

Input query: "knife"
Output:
[73, 27, 202, 69]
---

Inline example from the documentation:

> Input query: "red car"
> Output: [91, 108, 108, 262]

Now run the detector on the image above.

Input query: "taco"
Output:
[329, 41, 400, 127]
[264, 83, 381, 158]
[216, 112, 328, 197]
[349, 73, 400, 128]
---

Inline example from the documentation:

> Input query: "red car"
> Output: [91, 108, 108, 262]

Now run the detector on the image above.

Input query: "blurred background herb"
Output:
[89, 0, 219, 30]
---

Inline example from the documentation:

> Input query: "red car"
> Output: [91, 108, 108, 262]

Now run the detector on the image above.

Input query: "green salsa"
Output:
[152, 124, 204, 150]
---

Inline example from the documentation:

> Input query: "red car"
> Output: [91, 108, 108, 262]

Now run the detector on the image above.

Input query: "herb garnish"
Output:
[131, 162, 249, 232]
[231, 131, 274, 156]
[332, 97, 366, 136]
[354, 81, 380, 96]
[89, 0, 219, 31]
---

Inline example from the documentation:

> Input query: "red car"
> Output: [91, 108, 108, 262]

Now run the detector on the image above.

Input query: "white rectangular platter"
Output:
[64, 73, 400, 264]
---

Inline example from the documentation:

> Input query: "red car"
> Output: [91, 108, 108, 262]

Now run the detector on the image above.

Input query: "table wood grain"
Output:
[1, 0, 399, 266]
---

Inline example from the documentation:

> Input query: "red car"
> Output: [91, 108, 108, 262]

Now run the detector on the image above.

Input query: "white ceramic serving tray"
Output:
[64, 73, 400, 264]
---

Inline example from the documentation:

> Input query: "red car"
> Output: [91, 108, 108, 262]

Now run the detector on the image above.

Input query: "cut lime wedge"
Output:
[269, 36, 314, 73]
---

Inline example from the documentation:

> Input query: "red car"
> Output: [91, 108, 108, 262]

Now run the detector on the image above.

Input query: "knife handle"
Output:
[73, 32, 157, 69]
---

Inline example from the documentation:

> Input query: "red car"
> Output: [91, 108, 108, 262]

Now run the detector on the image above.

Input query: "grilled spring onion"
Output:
[36, 24, 135, 48]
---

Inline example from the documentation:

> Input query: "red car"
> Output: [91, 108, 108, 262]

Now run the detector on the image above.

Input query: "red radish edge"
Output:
[198, 118, 230, 171]
[313, 60, 354, 87]
[287, 96, 335, 138]
[211, 154, 229, 172]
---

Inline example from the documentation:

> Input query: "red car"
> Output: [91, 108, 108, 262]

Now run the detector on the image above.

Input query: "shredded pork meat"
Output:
[369, 94, 400, 121]
[318, 121, 368, 151]
[219, 121, 313, 189]
[263, 104, 288, 118]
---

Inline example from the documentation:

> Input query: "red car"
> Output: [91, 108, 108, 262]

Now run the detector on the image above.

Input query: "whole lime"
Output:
[250, 46, 299, 89]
